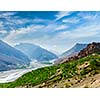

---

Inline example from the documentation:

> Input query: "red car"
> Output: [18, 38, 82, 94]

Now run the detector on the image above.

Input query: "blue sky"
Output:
[0, 11, 100, 54]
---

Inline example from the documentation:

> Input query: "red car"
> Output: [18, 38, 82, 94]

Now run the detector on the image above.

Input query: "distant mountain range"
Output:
[15, 43, 58, 62]
[0, 40, 30, 71]
[0, 40, 98, 72]
[61, 43, 87, 57]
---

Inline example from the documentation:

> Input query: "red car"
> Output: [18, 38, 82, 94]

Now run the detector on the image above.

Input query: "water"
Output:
[0, 60, 53, 83]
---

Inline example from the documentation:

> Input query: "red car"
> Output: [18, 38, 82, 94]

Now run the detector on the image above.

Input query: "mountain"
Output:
[0, 40, 30, 71]
[0, 53, 24, 71]
[15, 43, 58, 62]
[61, 43, 87, 57]
[55, 42, 100, 64]
[0, 40, 30, 64]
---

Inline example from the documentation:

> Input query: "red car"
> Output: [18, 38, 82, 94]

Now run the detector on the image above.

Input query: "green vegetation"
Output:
[0, 53, 100, 88]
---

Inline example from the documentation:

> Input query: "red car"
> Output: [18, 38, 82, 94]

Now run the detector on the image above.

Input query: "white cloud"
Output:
[5, 17, 31, 26]
[0, 30, 7, 34]
[4, 21, 60, 43]
[55, 11, 71, 21]
[54, 25, 68, 31]
[56, 22, 100, 40]
[78, 12, 99, 21]
[0, 12, 32, 28]
[32, 18, 51, 23]
[0, 21, 4, 27]
[62, 17, 80, 23]
[12, 19, 30, 25]
[0, 12, 16, 18]
[4, 24, 45, 42]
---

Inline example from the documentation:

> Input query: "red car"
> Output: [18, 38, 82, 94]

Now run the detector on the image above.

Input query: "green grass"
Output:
[0, 53, 100, 88]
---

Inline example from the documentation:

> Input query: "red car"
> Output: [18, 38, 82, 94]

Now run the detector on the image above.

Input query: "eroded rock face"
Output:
[77, 42, 100, 58]
[55, 42, 100, 64]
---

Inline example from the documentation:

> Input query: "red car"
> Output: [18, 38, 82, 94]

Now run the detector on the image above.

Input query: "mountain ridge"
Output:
[61, 43, 87, 57]
[15, 43, 58, 62]
[0, 40, 30, 71]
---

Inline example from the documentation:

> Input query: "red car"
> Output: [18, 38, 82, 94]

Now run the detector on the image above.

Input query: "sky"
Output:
[0, 11, 100, 55]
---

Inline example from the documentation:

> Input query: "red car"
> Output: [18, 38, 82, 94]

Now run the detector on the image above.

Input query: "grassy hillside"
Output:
[0, 53, 100, 88]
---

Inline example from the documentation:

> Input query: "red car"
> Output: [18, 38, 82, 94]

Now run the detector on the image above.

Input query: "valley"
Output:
[0, 40, 100, 88]
[0, 60, 53, 83]
[0, 53, 100, 88]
